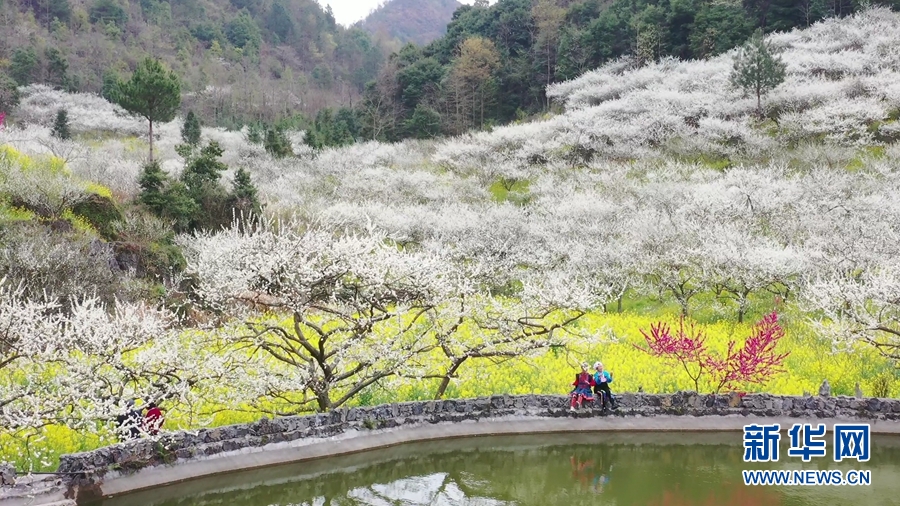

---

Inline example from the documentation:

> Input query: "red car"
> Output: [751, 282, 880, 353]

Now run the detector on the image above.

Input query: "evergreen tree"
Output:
[302, 129, 322, 150]
[162, 182, 200, 232]
[264, 128, 293, 157]
[245, 122, 264, 144]
[730, 30, 787, 114]
[404, 104, 441, 139]
[179, 141, 231, 230]
[113, 58, 181, 160]
[0, 74, 19, 113]
[101, 71, 120, 101]
[228, 167, 261, 220]
[181, 141, 227, 195]
[89, 0, 127, 27]
[139, 160, 200, 232]
[51, 109, 71, 140]
[10, 48, 38, 86]
[181, 110, 201, 146]
[45, 48, 70, 90]
[138, 160, 170, 215]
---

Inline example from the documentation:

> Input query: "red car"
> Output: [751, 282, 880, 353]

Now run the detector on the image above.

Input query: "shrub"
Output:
[70, 192, 123, 240]
[0, 222, 124, 306]
[871, 373, 893, 398]
[636, 312, 789, 393]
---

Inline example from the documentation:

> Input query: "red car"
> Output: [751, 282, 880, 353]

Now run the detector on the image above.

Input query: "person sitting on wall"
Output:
[593, 362, 617, 411]
[144, 401, 164, 435]
[570, 362, 595, 410]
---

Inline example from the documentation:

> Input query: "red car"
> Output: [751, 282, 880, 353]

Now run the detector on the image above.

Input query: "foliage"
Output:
[138, 160, 198, 232]
[0, 146, 87, 219]
[354, 0, 898, 142]
[181, 111, 201, 146]
[89, 0, 127, 27]
[113, 58, 181, 160]
[138, 141, 250, 232]
[263, 128, 293, 157]
[730, 30, 787, 113]
[44, 48, 72, 91]
[871, 373, 893, 398]
[10, 48, 38, 86]
[0, 74, 19, 113]
[302, 108, 359, 150]
[0, 0, 388, 129]
[637, 313, 789, 393]
[51, 109, 71, 140]
[404, 104, 441, 139]
[69, 192, 123, 240]
[228, 167, 261, 218]
[225, 11, 262, 51]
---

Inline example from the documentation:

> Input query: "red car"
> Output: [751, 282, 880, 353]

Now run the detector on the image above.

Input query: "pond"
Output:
[95, 432, 900, 506]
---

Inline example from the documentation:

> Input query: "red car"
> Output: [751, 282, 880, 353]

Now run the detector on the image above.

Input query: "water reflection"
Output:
[345, 473, 511, 506]
[97, 433, 900, 506]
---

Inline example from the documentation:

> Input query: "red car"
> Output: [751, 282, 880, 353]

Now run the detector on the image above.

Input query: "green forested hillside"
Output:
[0, 0, 386, 126]
[4, 0, 900, 141]
[358, 0, 462, 46]
[344, 0, 900, 144]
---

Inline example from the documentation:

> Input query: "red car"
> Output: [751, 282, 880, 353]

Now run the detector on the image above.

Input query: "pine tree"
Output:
[101, 71, 120, 101]
[113, 58, 181, 161]
[229, 167, 261, 218]
[730, 30, 786, 114]
[138, 160, 199, 232]
[51, 109, 71, 140]
[181, 110, 201, 146]
[0, 74, 21, 114]
[180, 141, 227, 196]
[138, 160, 169, 214]
[264, 128, 293, 157]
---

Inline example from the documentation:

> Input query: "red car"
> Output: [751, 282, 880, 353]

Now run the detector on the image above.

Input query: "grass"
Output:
[489, 178, 531, 204]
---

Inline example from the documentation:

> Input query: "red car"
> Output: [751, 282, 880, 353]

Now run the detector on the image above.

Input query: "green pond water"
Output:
[97, 432, 900, 506]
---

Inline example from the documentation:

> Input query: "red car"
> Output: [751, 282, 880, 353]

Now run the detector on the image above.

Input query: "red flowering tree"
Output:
[636, 312, 788, 393]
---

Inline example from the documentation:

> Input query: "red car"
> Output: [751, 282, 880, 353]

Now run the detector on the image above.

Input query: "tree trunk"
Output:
[315, 390, 331, 412]
[547, 38, 552, 110]
[148, 119, 154, 161]
[435, 359, 465, 399]
[617, 295, 623, 313]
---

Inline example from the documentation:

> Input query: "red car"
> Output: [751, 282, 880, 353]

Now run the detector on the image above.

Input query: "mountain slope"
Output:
[0, 0, 387, 127]
[358, 0, 462, 45]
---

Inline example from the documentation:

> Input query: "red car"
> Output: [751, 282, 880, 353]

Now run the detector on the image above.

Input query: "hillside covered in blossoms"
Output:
[2, 8, 900, 471]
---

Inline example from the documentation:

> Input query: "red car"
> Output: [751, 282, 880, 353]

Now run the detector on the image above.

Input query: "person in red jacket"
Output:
[569, 363, 595, 410]
[143, 401, 164, 435]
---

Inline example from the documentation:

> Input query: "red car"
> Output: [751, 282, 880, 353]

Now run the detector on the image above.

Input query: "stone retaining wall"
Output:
[56, 392, 900, 483]
[4, 391, 900, 505]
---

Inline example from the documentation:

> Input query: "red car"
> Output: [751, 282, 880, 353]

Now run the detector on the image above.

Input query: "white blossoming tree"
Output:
[180, 219, 464, 412]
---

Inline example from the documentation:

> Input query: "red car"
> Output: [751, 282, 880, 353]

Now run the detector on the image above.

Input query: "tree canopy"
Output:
[113, 58, 181, 160]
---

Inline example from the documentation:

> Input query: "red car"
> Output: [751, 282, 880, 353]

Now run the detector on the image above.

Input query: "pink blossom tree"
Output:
[636, 312, 788, 393]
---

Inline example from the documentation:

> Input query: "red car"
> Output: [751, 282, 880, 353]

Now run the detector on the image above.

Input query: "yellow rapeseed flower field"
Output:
[1, 310, 893, 471]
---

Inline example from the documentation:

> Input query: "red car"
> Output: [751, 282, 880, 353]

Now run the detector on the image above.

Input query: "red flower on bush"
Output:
[636, 312, 789, 393]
